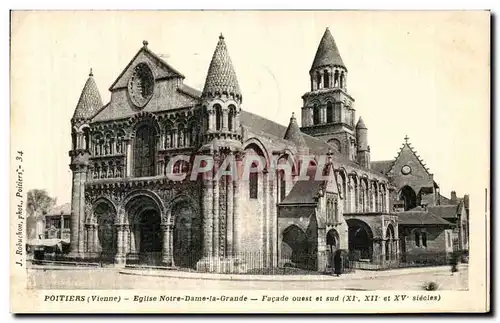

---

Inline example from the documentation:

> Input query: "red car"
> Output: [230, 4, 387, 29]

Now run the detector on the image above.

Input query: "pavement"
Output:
[28, 261, 467, 282]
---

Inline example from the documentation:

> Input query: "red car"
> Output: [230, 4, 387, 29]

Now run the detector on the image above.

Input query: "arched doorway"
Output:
[281, 225, 310, 269]
[126, 194, 163, 265]
[400, 186, 417, 211]
[326, 229, 340, 268]
[347, 219, 374, 261]
[94, 201, 117, 263]
[138, 209, 162, 264]
[172, 201, 202, 268]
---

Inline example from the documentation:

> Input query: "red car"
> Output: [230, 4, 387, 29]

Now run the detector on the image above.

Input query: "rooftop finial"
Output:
[404, 135, 409, 143]
[143, 40, 149, 47]
[89, 68, 93, 77]
[219, 33, 224, 40]
[291, 112, 295, 119]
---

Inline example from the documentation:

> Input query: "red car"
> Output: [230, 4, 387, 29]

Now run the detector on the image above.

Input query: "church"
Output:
[68, 28, 469, 272]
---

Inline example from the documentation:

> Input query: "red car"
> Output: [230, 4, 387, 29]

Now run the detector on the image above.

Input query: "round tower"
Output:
[68, 69, 102, 258]
[199, 34, 243, 152]
[356, 117, 370, 169]
[309, 27, 348, 91]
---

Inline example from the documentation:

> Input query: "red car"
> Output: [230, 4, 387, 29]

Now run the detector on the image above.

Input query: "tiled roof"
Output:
[178, 84, 202, 98]
[356, 117, 367, 129]
[311, 28, 346, 71]
[73, 71, 103, 121]
[280, 178, 324, 205]
[202, 35, 241, 100]
[46, 202, 71, 216]
[283, 113, 306, 148]
[427, 205, 459, 219]
[370, 160, 393, 175]
[240, 110, 388, 178]
[397, 210, 454, 226]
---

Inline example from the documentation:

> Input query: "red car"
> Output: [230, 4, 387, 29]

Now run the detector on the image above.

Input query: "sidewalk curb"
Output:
[118, 265, 466, 282]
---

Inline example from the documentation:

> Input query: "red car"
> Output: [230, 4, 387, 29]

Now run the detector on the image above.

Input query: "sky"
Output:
[10, 11, 490, 208]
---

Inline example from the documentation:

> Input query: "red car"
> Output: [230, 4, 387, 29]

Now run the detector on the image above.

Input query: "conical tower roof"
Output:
[202, 34, 241, 101]
[284, 113, 307, 147]
[356, 117, 367, 129]
[311, 28, 346, 71]
[72, 69, 103, 121]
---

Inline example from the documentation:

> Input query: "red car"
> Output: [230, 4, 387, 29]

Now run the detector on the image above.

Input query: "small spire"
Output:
[404, 135, 410, 143]
[89, 68, 93, 77]
[291, 112, 296, 119]
[219, 33, 224, 40]
[143, 40, 149, 48]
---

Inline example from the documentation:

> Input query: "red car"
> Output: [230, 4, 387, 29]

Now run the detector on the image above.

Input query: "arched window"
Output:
[228, 105, 236, 132]
[422, 232, 427, 248]
[334, 70, 339, 87]
[415, 230, 421, 247]
[177, 124, 185, 147]
[316, 72, 321, 89]
[313, 104, 320, 125]
[214, 104, 223, 131]
[83, 128, 90, 151]
[133, 124, 156, 177]
[249, 162, 258, 199]
[340, 72, 345, 88]
[326, 101, 334, 123]
[323, 70, 329, 88]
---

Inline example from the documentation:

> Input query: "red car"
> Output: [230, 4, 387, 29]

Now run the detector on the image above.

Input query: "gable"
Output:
[109, 47, 184, 91]
[388, 144, 434, 193]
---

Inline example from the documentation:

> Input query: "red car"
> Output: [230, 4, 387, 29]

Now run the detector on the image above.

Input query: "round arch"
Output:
[243, 138, 270, 169]
[346, 218, 374, 261]
[281, 225, 310, 269]
[87, 196, 118, 224]
[399, 185, 417, 211]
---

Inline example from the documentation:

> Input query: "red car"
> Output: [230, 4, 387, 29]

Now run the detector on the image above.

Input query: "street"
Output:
[27, 266, 468, 291]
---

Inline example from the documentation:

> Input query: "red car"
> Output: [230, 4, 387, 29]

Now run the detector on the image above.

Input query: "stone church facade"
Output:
[68, 28, 468, 272]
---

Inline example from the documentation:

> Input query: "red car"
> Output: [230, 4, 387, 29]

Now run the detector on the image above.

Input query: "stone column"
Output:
[168, 225, 175, 267]
[84, 225, 89, 253]
[92, 225, 98, 254]
[123, 225, 130, 260]
[233, 172, 240, 257]
[203, 180, 213, 257]
[77, 175, 87, 255]
[212, 179, 220, 257]
[125, 140, 132, 177]
[161, 224, 173, 266]
[115, 224, 126, 266]
[226, 177, 234, 257]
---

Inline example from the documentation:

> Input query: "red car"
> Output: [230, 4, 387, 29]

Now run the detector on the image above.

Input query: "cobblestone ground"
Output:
[27, 267, 468, 291]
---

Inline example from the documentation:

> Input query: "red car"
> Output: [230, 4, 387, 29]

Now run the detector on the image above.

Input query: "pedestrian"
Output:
[334, 250, 342, 277]
[450, 252, 459, 275]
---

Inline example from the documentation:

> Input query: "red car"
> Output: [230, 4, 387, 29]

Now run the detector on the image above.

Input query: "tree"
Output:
[27, 189, 56, 219]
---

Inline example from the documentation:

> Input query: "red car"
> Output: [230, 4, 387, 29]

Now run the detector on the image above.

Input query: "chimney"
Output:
[451, 191, 457, 203]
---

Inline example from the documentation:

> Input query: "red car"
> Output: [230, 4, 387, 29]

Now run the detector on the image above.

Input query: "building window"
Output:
[313, 104, 320, 125]
[326, 102, 334, 123]
[421, 232, 427, 247]
[316, 72, 321, 89]
[415, 230, 421, 247]
[323, 70, 329, 88]
[133, 124, 156, 177]
[249, 162, 258, 199]
[64, 217, 70, 229]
